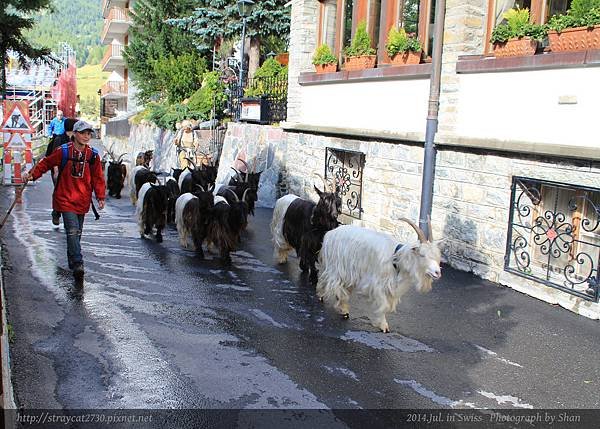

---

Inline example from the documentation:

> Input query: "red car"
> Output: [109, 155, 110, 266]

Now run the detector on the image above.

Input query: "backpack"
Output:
[56, 143, 101, 219]
[58, 143, 98, 174]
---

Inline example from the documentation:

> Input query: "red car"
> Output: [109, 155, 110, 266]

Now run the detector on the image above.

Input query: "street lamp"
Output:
[237, 0, 255, 112]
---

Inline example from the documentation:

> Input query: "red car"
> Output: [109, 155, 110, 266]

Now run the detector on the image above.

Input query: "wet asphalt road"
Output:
[1, 157, 600, 425]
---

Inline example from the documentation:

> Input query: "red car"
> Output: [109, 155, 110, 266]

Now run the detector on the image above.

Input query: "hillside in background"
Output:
[25, 0, 104, 67]
[77, 64, 110, 123]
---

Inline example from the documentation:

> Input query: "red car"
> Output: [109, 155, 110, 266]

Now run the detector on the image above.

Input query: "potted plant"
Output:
[490, 8, 546, 57]
[385, 27, 421, 65]
[547, 0, 600, 52]
[344, 21, 376, 70]
[312, 44, 338, 73]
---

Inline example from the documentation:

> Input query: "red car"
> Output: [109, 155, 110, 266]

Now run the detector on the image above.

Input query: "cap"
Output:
[73, 120, 94, 133]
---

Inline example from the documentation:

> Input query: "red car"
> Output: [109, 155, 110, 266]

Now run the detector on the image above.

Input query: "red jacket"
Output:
[31, 143, 106, 214]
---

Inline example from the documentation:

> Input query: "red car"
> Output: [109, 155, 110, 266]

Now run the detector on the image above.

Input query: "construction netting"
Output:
[50, 59, 77, 118]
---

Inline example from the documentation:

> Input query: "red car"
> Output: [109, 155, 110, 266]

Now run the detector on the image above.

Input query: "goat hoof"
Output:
[381, 327, 390, 333]
[319, 297, 324, 302]
[342, 313, 349, 319]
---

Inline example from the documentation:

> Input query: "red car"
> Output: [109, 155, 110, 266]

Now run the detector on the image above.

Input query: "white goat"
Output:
[135, 182, 153, 235]
[175, 193, 197, 249]
[129, 165, 147, 204]
[316, 219, 442, 333]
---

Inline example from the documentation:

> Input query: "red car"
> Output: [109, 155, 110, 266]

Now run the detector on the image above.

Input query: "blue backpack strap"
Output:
[59, 143, 69, 173]
[90, 147, 98, 165]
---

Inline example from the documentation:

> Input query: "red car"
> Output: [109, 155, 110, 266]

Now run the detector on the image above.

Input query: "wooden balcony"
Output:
[101, 44, 125, 72]
[101, 7, 131, 43]
[100, 80, 128, 98]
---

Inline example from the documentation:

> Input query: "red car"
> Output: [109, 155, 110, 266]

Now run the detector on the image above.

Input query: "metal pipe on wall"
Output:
[419, 0, 447, 239]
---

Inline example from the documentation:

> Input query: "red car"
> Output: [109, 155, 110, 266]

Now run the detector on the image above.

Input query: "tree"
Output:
[0, 0, 55, 98]
[168, 0, 290, 77]
[124, 0, 199, 103]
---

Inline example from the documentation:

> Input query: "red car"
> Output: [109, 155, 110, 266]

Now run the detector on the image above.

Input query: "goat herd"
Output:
[100, 149, 443, 333]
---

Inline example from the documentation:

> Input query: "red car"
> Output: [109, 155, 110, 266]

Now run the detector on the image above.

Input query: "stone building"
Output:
[242, 0, 600, 318]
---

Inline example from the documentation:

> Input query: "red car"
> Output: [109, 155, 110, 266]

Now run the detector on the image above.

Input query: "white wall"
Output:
[299, 78, 430, 135]
[456, 68, 600, 146]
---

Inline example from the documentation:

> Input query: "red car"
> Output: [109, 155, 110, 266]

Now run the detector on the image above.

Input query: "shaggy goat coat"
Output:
[317, 225, 441, 333]
[136, 182, 168, 242]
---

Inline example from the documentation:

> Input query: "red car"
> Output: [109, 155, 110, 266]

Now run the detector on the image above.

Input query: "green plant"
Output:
[312, 44, 337, 65]
[244, 58, 288, 97]
[547, 0, 600, 32]
[187, 71, 228, 120]
[385, 27, 421, 57]
[344, 21, 376, 57]
[490, 7, 547, 43]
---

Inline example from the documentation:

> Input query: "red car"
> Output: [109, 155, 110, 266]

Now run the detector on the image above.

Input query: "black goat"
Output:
[107, 153, 128, 199]
[271, 175, 341, 283]
[228, 159, 262, 215]
[137, 183, 169, 243]
[207, 191, 249, 263]
[133, 167, 158, 204]
[165, 177, 180, 223]
[179, 158, 218, 194]
[171, 168, 184, 182]
[175, 186, 215, 259]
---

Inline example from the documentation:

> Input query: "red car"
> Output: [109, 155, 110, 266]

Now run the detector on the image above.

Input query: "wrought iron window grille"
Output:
[505, 176, 600, 302]
[325, 147, 365, 219]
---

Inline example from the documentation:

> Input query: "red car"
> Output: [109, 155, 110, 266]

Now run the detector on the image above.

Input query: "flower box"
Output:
[390, 51, 421, 65]
[344, 55, 376, 71]
[548, 25, 600, 52]
[493, 37, 537, 57]
[315, 63, 337, 74]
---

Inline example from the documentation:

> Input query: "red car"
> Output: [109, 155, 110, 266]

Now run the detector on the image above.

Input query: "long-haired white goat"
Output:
[316, 218, 442, 333]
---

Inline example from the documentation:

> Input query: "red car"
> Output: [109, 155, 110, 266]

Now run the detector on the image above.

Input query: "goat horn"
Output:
[185, 157, 197, 168]
[231, 167, 244, 182]
[252, 157, 258, 174]
[237, 159, 249, 172]
[313, 173, 329, 193]
[117, 153, 127, 162]
[195, 184, 206, 192]
[242, 188, 250, 203]
[398, 218, 427, 243]
[226, 188, 239, 202]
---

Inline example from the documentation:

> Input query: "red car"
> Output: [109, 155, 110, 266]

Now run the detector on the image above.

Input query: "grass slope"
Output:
[77, 64, 109, 123]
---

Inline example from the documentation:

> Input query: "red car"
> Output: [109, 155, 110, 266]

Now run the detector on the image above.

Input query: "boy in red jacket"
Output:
[24, 120, 106, 282]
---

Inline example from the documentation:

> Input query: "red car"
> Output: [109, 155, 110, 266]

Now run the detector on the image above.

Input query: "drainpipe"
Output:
[419, 0, 446, 239]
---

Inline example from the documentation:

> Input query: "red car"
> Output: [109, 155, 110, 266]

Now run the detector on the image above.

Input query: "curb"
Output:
[1, 244, 17, 418]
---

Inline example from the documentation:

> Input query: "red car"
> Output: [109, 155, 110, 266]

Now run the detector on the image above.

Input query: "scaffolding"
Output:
[2, 44, 76, 139]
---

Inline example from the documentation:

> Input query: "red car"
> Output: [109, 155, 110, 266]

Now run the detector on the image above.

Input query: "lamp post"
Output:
[237, 0, 255, 95]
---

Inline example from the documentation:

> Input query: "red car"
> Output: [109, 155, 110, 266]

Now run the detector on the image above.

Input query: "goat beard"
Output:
[416, 276, 433, 294]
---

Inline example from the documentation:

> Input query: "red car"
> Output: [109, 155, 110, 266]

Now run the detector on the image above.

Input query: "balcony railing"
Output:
[101, 44, 125, 70]
[101, 7, 131, 41]
[101, 81, 128, 97]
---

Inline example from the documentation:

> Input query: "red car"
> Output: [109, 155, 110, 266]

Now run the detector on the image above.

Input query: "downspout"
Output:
[418, 0, 446, 239]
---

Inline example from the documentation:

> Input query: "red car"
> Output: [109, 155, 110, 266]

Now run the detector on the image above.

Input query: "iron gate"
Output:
[505, 176, 600, 301]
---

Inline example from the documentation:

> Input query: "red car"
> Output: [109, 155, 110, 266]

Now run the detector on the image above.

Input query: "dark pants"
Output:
[62, 212, 85, 269]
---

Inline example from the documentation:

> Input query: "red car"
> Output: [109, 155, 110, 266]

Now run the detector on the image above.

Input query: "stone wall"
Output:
[102, 122, 176, 175]
[287, 0, 319, 123]
[216, 123, 287, 208]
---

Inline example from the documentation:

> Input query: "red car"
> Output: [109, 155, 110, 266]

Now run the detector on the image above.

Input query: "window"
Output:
[485, 0, 572, 53]
[317, 0, 436, 65]
[506, 177, 600, 301]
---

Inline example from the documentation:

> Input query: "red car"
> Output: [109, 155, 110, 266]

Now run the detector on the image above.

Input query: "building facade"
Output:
[277, 0, 600, 318]
[100, 0, 135, 123]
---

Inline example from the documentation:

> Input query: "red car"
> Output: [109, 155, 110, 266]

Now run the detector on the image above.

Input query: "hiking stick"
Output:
[0, 182, 27, 231]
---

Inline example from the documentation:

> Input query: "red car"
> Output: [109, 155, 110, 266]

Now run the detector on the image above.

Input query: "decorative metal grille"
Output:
[505, 176, 600, 302]
[225, 76, 288, 124]
[325, 148, 365, 219]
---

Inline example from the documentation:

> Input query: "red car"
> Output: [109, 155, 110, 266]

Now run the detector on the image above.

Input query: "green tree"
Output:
[151, 53, 207, 104]
[168, 0, 290, 74]
[124, 0, 199, 103]
[23, 0, 103, 67]
[1, 0, 55, 98]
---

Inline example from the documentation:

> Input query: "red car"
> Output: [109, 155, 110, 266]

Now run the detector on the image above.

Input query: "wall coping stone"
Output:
[281, 122, 425, 143]
[299, 63, 432, 86]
